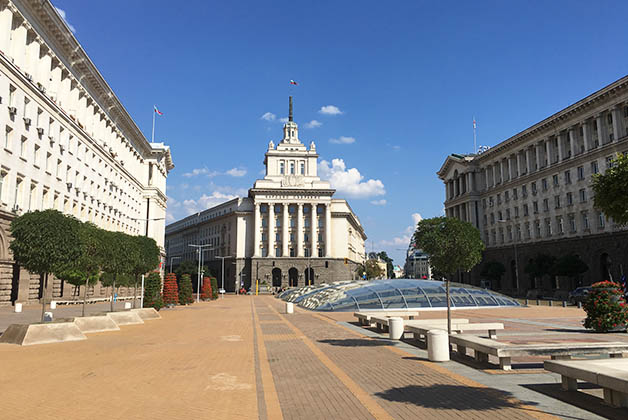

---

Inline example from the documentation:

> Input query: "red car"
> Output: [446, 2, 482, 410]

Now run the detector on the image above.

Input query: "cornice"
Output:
[249, 188, 335, 196]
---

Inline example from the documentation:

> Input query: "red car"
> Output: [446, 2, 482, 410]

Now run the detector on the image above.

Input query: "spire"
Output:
[289, 96, 293, 122]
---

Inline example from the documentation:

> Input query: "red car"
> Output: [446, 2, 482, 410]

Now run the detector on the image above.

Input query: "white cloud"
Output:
[319, 105, 343, 115]
[318, 159, 385, 199]
[305, 120, 322, 129]
[279, 117, 288, 123]
[329, 136, 356, 145]
[54, 7, 76, 33]
[371, 199, 387, 206]
[182, 168, 212, 178]
[378, 212, 423, 247]
[260, 112, 276, 121]
[182, 191, 238, 216]
[225, 167, 247, 177]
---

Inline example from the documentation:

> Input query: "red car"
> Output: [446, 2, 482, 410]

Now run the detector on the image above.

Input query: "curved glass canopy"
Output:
[278, 279, 520, 311]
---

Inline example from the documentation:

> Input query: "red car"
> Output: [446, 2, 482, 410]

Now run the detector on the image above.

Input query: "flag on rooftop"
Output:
[154, 105, 163, 116]
[290, 80, 298, 85]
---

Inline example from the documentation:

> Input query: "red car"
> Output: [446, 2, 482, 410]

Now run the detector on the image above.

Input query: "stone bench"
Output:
[449, 334, 628, 371]
[407, 322, 503, 343]
[354, 311, 419, 327]
[544, 358, 628, 408]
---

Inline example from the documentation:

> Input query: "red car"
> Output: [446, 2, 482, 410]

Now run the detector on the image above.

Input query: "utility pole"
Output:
[216, 255, 231, 298]
[189, 244, 213, 302]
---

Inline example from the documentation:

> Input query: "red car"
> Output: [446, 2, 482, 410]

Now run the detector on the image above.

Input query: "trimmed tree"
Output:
[583, 281, 628, 332]
[201, 276, 213, 301]
[524, 254, 556, 289]
[178, 273, 194, 305]
[100, 231, 136, 312]
[551, 254, 588, 290]
[143, 272, 164, 310]
[480, 261, 506, 289]
[130, 236, 160, 308]
[163, 272, 179, 306]
[413, 216, 485, 334]
[9, 210, 81, 322]
[210, 276, 219, 299]
[592, 153, 628, 225]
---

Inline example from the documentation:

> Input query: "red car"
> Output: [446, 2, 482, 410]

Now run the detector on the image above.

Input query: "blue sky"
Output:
[52, 0, 628, 266]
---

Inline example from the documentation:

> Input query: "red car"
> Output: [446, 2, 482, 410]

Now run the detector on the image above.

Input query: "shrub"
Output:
[200, 277, 213, 301]
[178, 273, 194, 305]
[163, 273, 179, 306]
[210, 276, 218, 299]
[583, 281, 628, 332]
[143, 272, 164, 310]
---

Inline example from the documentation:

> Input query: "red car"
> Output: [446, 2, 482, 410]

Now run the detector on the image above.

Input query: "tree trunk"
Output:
[133, 277, 138, 309]
[446, 276, 452, 335]
[110, 275, 116, 312]
[82, 276, 89, 317]
[40, 273, 48, 323]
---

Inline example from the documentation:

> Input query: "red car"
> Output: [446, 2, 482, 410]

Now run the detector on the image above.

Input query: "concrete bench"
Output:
[407, 323, 504, 342]
[354, 311, 419, 327]
[450, 334, 628, 371]
[544, 358, 628, 408]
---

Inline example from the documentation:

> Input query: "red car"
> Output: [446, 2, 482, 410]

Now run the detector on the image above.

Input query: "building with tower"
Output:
[165, 97, 367, 292]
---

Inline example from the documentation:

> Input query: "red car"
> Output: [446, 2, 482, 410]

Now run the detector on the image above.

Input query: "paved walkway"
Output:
[0, 295, 625, 419]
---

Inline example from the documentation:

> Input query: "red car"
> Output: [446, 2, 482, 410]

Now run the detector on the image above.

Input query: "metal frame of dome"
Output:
[278, 279, 521, 311]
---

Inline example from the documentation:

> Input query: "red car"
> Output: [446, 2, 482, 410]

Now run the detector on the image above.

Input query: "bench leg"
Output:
[489, 330, 497, 339]
[604, 388, 628, 408]
[457, 345, 467, 357]
[475, 351, 489, 363]
[561, 375, 578, 391]
[551, 355, 572, 360]
[499, 357, 512, 371]
[409, 316, 415, 320]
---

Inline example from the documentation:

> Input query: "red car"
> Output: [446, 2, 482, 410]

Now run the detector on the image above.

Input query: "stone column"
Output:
[485, 167, 490, 190]
[526, 147, 532, 174]
[325, 203, 332, 257]
[544, 140, 550, 167]
[311, 204, 318, 258]
[612, 106, 624, 142]
[0, 6, 13, 54]
[582, 121, 590, 152]
[268, 203, 275, 258]
[535, 143, 541, 171]
[499, 160, 505, 183]
[282, 203, 289, 257]
[10, 19, 27, 69]
[253, 203, 261, 257]
[297, 203, 304, 257]
[568, 127, 577, 157]
[515, 153, 521, 177]
[492, 165, 497, 186]
[596, 114, 606, 145]
[556, 134, 563, 162]
[26, 33, 40, 80]
[39, 50, 52, 92]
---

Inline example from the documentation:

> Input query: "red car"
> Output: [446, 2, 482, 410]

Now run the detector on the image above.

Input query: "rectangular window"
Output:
[535, 220, 541, 237]
[598, 212, 605, 228]
[506, 209, 511, 220]
[522, 185, 527, 197]
[490, 213, 495, 224]
[579, 188, 587, 203]
[8, 85, 15, 107]
[0, 171, 5, 203]
[533, 201, 538, 214]
[28, 184, 36, 211]
[513, 188, 518, 200]
[569, 214, 576, 232]
[582, 212, 589, 229]
[304, 248, 310, 257]
[304, 219, 310, 228]
[531, 182, 537, 194]
[591, 161, 599, 175]
[542, 178, 548, 191]
[304, 233, 309, 242]
[279, 161, 284, 174]
[275, 247, 281, 257]
[45, 153, 51, 172]
[552, 174, 559, 186]
[290, 233, 295, 242]
[290, 218, 295, 228]
[545, 219, 552, 236]
[557, 216, 564, 234]
[504, 191, 509, 202]
[514, 206, 519, 218]
[554, 195, 561, 209]
[4, 126, 12, 150]
[606, 156, 614, 169]
[318, 233, 323, 242]
[290, 162, 295, 174]
[567, 192, 573, 206]
[564, 170, 571, 184]
[523, 204, 529, 216]
[261, 218, 267, 227]
[577, 166, 584, 180]
[300, 162, 305, 175]
[275, 233, 280, 242]
[276, 217, 281, 227]
[543, 198, 549, 212]
[20, 137, 27, 157]
[14, 178, 23, 209]
[290, 248, 295, 257]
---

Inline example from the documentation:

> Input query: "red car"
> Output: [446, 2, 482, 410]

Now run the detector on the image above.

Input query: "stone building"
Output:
[0, 0, 173, 306]
[165, 97, 367, 291]
[438, 75, 628, 296]
[404, 248, 432, 279]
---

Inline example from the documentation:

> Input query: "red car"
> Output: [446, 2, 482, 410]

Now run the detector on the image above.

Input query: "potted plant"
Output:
[583, 281, 628, 332]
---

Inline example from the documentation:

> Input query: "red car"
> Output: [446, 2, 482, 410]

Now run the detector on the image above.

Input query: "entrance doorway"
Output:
[272, 268, 282, 287]
[288, 268, 299, 287]
[305, 267, 315, 286]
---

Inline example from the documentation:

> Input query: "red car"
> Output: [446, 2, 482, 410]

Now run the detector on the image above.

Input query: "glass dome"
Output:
[278, 279, 520, 311]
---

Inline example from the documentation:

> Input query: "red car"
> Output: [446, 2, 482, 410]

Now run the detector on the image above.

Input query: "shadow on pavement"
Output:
[375, 384, 543, 412]
[524, 383, 628, 420]
[318, 338, 392, 347]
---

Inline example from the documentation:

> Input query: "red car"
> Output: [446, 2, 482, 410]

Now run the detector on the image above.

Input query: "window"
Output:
[523, 204, 529, 216]
[28, 184, 36, 211]
[564, 170, 571, 184]
[606, 156, 614, 169]
[4, 126, 12, 150]
[303, 206, 310, 214]
[535, 220, 541, 237]
[261, 218, 267, 227]
[490, 213, 495, 224]
[567, 192, 573, 206]
[505, 191, 509, 202]
[290, 218, 295, 228]
[318, 218, 324, 228]
[300, 161, 305, 175]
[522, 185, 527, 197]
[56, 160, 62, 178]
[531, 182, 537, 194]
[23, 97, 29, 118]
[543, 198, 549, 212]
[533, 201, 539, 214]
[279, 161, 284, 174]
[506, 209, 511, 220]
[591, 161, 599, 175]
[0, 171, 5, 203]
[45, 153, 51, 172]
[290, 248, 295, 257]
[36, 108, 42, 127]
[8, 85, 15, 107]
[557, 216, 564, 234]
[514, 206, 519, 218]
[569, 214, 576, 232]
[20, 137, 27, 157]
[554, 195, 561, 209]
[542, 178, 548, 191]
[318, 233, 323, 242]
[577, 166, 584, 180]
[304, 233, 309, 242]
[275, 233, 281, 242]
[582, 212, 589, 229]
[579, 188, 587, 203]
[552, 174, 559, 186]
[276, 217, 281, 227]
[33, 144, 40, 166]
[14, 178, 23, 208]
[304, 218, 310, 228]
[290, 162, 295, 174]
[598, 212, 605, 228]
[497, 193, 501, 205]
[290, 233, 295, 242]
[304, 248, 310, 257]
[513, 188, 518, 200]
[42, 188, 49, 208]
[545, 218, 552, 236]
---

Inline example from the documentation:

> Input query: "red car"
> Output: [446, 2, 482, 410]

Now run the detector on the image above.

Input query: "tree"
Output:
[413, 217, 484, 333]
[551, 254, 588, 289]
[10, 210, 82, 322]
[143, 272, 163, 310]
[200, 276, 213, 301]
[583, 281, 628, 332]
[377, 251, 395, 279]
[163, 273, 179, 306]
[210, 276, 219, 299]
[354, 260, 384, 280]
[592, 153, 628, 225]
[524, 254, 556, 289]
[130, 236, 160, 308]
[100, 231, 136, 312]
[178, 273, 194, 305]
[480, 261, 506, 289]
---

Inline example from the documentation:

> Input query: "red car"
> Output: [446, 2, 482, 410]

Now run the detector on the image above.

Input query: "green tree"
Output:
[377, 251, 395, 279]
[9, 210, 82, 322]
[480, 261, 506, 289]
[354, 260, 384, 280]
[143, 272, 163, 310]
[175, 259, 210, 290]
[592, 153, 628, 225]
[413, 217, 484, 333]
[100, 231, 136, 312]
[524, 254, 556, 289]
[178, 273, 194, 305]
[551, 254, 588, 289]
[130, 236, 160, 308]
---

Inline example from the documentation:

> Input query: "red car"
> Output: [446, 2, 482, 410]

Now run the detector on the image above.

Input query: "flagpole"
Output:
[151, 106, 155, 142]
[473, 116, 477, 154]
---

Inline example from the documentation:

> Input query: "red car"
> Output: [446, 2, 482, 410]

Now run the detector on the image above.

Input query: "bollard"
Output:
[427, 329, 450, 362]
[548, 300, 553, 307]
[536, 299, 540, 306]
[525, 298, 529, 306]
[577, 301, 583, 309]
[388, 317, 404, 340]
[50, 301, 56, 309]
[286, 302, 294, 314]
[43, 311, 53, 322]
[562, 301, 567, 308]
[124, 302, 132, 310]
[14, 303, 22, 313]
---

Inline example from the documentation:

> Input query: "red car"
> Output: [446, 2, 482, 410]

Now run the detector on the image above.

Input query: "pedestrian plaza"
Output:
[0, 295, 627, 420]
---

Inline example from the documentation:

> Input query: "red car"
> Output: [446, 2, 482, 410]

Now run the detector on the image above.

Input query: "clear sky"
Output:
[52, 0, 628, 266]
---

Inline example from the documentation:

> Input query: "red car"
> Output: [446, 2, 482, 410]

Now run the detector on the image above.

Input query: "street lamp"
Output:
[497, 219, 519, 294]
[216, 255, 231, 299]
[189, 244, 214, 302]
[169, 256, 181, 273]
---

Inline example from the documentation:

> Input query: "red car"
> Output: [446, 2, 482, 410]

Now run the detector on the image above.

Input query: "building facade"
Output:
[165, 98, 367, 291]
[438, 75, 628, 296]
[404, 248, 431, 279]
[0, 0, 173, 306]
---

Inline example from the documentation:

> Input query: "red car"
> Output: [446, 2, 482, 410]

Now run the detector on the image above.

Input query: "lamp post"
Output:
[169, 256, 181, 273]
[498, 219, 519, 294]
[189, 244, 214, 302]
[216, 255, 231, 298]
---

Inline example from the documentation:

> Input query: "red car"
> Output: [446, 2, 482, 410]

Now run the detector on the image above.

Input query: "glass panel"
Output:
[329, 296, 357, 311]
[349, 288, 382, 310]
[449, 288, 476, 307]
[467, 288, 498, 306]
[399, 287, 430, 308]
[420, 285, 448, 307]
[378, 288, 406, 309]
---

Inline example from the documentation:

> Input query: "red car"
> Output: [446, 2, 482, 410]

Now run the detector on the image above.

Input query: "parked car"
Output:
[568, 287, 592, 305]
